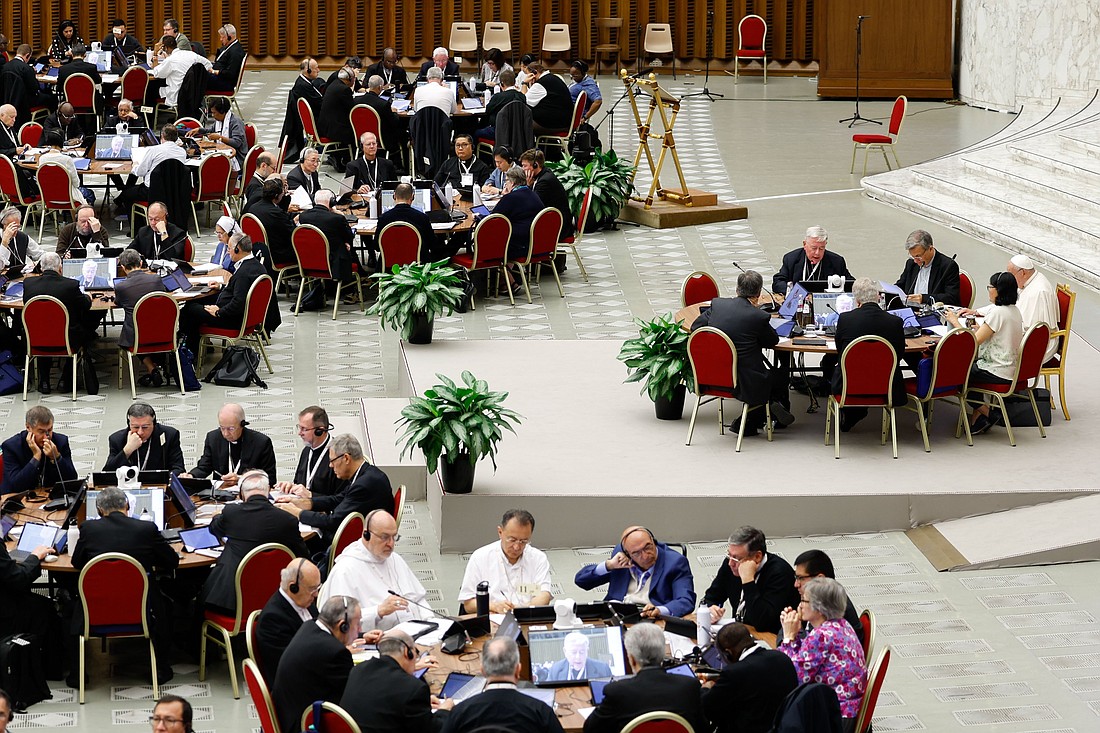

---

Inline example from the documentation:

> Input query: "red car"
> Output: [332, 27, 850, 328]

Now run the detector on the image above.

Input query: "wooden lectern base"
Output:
[618, 189, 748, 229]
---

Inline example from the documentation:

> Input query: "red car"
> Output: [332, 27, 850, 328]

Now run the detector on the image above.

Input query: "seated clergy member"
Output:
[366, 48, 410, 88]
[359, 77, 405, 162]
[243, 151, 276, 211]
[793, 549, 864, 647]
[318, 68, 357, 170]
[0, 406, 77, 498]
[1005, 253, 1059, 362]
[102, 402, 185, 473]
[701, 623, 799, 733]
[275, 406, 341, 498]
[204, 470, 308, 614]
[340, 629, 453, 732]
[297, 189, 357, 284]
[276, 434, 393, 545]
[177, 233, 268, 354]
[417, 47, 460, 80]
[255, 558, 324, 683]
[546, 631, 612, 682]
[524, 63, 573, 137]
[318, 510, 430, 631]
[273, 595, 361, 733]
[56, 205, 109, 259]
[575, 525, 696, 619]
[702, 525, 799, 635]
[772, 225, 854, 296]
[434, 134, 490, 201]
[22, 252, 98, 394]
[114, 124, 186, 216]
[346, 132, 397, 195]
[247, 178, 295, 263]
[208, 24, 245, 92]
[458, 509, 552, 614]
[414, 67, 457, 116]
[895, 228, 960, 306]
[192, 96, 246, 169]
[0, 205, 45, 276]
[112, 249, 171, 386]
[376, 182, 439, 262]
[182, 403, 277, 486]
[583, 623, 708, 733]
[441, 637, 564, 733]
[72, 486, 179, 684]
[286, 147, 322, 198]
[520, 149, 574, 241]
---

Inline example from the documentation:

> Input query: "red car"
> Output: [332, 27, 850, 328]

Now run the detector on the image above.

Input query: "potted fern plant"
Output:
[396, 371, 524, 494]
[369, 261, 465, 344]
[618, 313, 693, 420]
[546, 149, 634, 231]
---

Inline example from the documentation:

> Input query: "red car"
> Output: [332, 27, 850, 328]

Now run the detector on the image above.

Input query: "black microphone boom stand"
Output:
[839, 15, 881, 127]
[683, 10, 723, 102]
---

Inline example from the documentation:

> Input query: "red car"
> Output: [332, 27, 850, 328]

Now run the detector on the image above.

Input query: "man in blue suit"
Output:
[574, 526, 695, 618]
[0, 405, 78, 498]
[546, 632, 613, 682]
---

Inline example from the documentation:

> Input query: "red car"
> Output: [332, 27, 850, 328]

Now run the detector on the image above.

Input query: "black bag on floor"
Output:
[0, 633, 51, 711]
[0, 350, 23, 396]
[204, 346, 267, 389]
[990, 388, 1052, 427]
[453, 270, 476, 314]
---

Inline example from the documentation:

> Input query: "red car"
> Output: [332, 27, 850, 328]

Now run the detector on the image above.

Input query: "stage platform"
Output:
[361, 338, 1098, 553]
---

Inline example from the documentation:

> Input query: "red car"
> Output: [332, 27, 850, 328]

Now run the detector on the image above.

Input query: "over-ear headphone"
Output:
[339, 596, 350, 634]
[313, 423, 334, 437]
[240, 419, 249, 427]
[621, 526, 656, 547]
[232, 244, 240, 255]
[398, 637, 415, 660]
[363, 509, 382, 541]
[289, 557, 306, 594]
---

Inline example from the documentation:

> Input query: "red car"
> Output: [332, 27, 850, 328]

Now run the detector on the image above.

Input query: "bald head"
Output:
[281, 558, 321, 606]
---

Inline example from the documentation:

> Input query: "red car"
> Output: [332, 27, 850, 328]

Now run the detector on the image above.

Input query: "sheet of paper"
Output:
[923, 324, 952, 336]
[290, 186, 314, 209]
[431, 222, 455, 231]
[577, 707, 596, 720]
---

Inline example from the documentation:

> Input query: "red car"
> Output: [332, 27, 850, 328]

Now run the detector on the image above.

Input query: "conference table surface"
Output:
[0, 269, 230, 311]
[18, 140, 235, 178]
[322, 197, 479, 237]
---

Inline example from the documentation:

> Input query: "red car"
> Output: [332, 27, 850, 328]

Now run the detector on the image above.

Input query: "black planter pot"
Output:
[440, 452, 476, 494]
[407, 312, 434, 344]
[653, 384, 687, 420]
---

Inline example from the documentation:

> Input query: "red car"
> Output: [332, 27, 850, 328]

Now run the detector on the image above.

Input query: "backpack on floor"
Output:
[0, 634, 51, 711]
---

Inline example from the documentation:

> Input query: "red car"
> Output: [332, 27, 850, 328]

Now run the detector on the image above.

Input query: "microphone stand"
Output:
[683, 10, 723, 101]
[839, 16, 880, 127]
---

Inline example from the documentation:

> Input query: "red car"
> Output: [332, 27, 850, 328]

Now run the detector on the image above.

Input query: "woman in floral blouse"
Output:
[779, 577, 867, 729]
[49, 20, 84, 65]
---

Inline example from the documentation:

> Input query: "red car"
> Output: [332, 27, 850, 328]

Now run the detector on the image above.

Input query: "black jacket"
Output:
[0, 430, 78, 495]
[291, 439, 340, 496]
[112, 270, 168, 350]
[691, 296, 781, 409]
[215, 256, 269, 324]
[0, 541, 43, 623]
[41, 110, 86, 147]
[319, 81, 355, 144]
[340, 655, 448, 733]
[485, 88, 525, 127]
[212, 41, 246, 84]
[279, 75, 324, 164]
[773, 248, 853, 296]
[23, 269, 95, 347]
[256, 589, 316, 683]
[832, 302, 908, 407]
[894, 249, 961, 306]
[285, 166, 320, 198]
[204, 495, 309, 610]
[190, 423, 277, 480]
[1, 57, 40, 124]
[128, 223, 188, 263]
[103, 424, 186, 473]
[769, 683, 843, 733]
[300, 463, 392, 539]
[529, 73, 573, 130]
[365, 60, 409, 87]
[702, 648, 799, 733]
[298, 207, 354, 273]
[583, 666, 708, 733]
[273, 621, 353, 733]
[433, 156, 490, 201]
[345, 155, 397, 193]
[71, 511, 180, 574]
[531, 169, 574, 240]
[408, 106, 452, 179]
[357, 91, 404, 157]
[417, 60, 459, 80]
[701, 552, 800, 634]
[376, 204, 437, 262]
[441, 687, 563, 733]
[248, 201, 296, 264]
[492, 185, 543, 260]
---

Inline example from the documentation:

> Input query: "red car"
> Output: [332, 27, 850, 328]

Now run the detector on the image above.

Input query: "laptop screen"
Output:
[379, 181, 433, 213]
[17, 522, 61, 551]
[94, 133, 138, 160]
[85, 488, 165, 529]
[62, 257, 117, 288]
[529, 626, 627, 687]
[161, 269, 191, 291]
[167, 474, 198, 526]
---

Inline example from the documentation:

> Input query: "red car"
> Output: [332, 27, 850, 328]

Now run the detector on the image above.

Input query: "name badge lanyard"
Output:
[303, 436, 331, 488]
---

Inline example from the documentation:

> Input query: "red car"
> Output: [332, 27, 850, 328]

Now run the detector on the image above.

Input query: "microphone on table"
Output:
[731, 260, 780, 312]
[387, 590, 471, 654]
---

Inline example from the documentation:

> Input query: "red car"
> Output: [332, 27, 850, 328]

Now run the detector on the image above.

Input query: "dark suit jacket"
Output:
[280, 75, 324, 164]
[417, 60, 459, 80]
[773, 248, 853, 295]
[340, 655, 447, 733]
[23, 270, 95, 347]
[376, 204, 437, 262]
[248, 200, 296, 264]
[214, 255, 267, 323]
[575, 541, 696, 618]
[286, 165, 321, 198]
[832, 302, 907, 406]
[357, 91, 404, 156]
[190, 424, 277, 480]
[102, 34, 144, 56]
[319, 81, 355, 144]
[204, 496, 309, 610]
[71, 511, 180, 574]
[300, 463, 392, 539]
[531, 169, 574, 240]
[584, 667, 708, 733]
[691, 296, 780, 407]
[441, 688, 563, 733]
[702, 649, 799, 733]
[256, 589, 316, 683]
[103, 424, 186, 473]
[492, 186, 543, 260]
[547, 656, 612, 682]
[212, 41, 246, 83]
[1, 57, 39, 123]
[894, 249, 961, 306]
[433, 155, 490, 201]
[0, 541, 43, 623]
[41, 111, 86, 147]
[292, 441, 340, 496]
[128, 223, 188, 262]
[701, 552, 800, 635]
[345, 155, 397, 192]
[112, 269, 168, 349]
[485, 88, 525, 127]
[0, 431, 77, 495]
[298, 207, 353, 258]
[365, 60, 410, 87]
[243, 173, 266, 211]
[274, 621, 352, 733]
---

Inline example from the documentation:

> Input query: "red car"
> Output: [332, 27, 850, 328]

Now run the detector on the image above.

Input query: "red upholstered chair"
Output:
[77, 553, 158, 703]
[191, 153, 234, 234]
[537, 91, 586, 158]
[0, 157, 43, 228]
[851, 96, 907, 175]
[300, 702, 361, 733]
[393, 485, 407, 530]
[686, 326, 773, 451]
[854, 647, 892, 733]
[449, 213, 511, 311]
[120, 67, 151, 126]
[62, 72, 100, 119]
[244, 658, 280, 733]
[182, 235, 195, 263]
[232, 144, 265, 215]
[245, 609, 263, 668]
[35, 161, 81, 239]
[17, 122, 42, 146]
[1041, 283, 1075, 420]
[245, 123, 257, 150]
[297, 97, 350, 161]
[621, 711, 696, 733]
[557, 187, 591, 282]
[196, 274, 275, 373]
[825, 335, 899, 459]
[958, 269, 974, 309]
[681, 271, 719, 308]
[377, 221, 422, 272]
[510, 207, 564, 303]
[902, 327, 977, 452]
[349, 105, 383, 152]
[965, 322, 1051, 446]
[200, 542, 294, 699]
[22, 295, 80, 400]
[242, 213, 299, 293]
[276, 135, 290, 173]
[206, 54, 248, 117]
[291, 224, 364, 320]
[859, 608, 877, 660]
[119, 292, 184, 398]
[736, 15, 768, 84]
[326, 511, 365, 575]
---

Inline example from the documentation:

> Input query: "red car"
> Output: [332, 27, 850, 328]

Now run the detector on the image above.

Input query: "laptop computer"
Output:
[42, 477, 87, 512]
[178, 526, 222, 552]
[438, 672, 486, 702]
[62, 257, 117, 291]
[10, 522, 66, 562]
[529, 625, 627, 688]
[94, 133, 138, 160]
[161, 268, 207, 293]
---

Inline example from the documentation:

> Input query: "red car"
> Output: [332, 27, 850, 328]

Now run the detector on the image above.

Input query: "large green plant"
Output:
[396, 371, 524, 473]
[546, 149, 634, 225]
[618, 313, 693, 401]
[369, 261, 465, 340]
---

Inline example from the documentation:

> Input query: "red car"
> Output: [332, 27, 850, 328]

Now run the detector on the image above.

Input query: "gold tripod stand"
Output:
[621, 70, 692, 209]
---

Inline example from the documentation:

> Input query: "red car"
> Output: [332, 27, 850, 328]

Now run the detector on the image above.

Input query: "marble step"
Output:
[1009, 142, 1100, 186]
[1058, 130, 1100, 159]
[960, 154, 1100, 214]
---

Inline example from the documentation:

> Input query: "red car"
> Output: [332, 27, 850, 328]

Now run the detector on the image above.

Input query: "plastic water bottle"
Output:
[696, 603, 712, 647]
[146, 49, 153, 66]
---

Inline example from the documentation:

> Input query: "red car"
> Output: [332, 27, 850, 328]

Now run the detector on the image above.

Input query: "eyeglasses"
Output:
[328, 453, 348, 467]
[148, 716, 184, 726]
[794, 573, 813, 581]
[502, 536, 530, 546]
[626, 542, 656, 559]
[372, 532, 399, 543]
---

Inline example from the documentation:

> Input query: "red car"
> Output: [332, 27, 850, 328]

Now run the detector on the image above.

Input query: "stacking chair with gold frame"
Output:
[964, 322, 1050, 446]
[1041, 283, 1075, 420]
[901, 327, 977, 452]
[681, 271, 719, 308]
[851, 96, 907, 175]
[854, 646, 892, 733]
[326, 511, 365, 575]
[244, 657, 281, 733]
[826, 335, 899, 459]
[686, 327, 774, 452]
[300, 702, 362, 733]
[621, 711, 696, 733]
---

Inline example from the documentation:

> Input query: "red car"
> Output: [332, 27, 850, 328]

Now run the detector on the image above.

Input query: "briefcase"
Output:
[990, 388, 1052, 428]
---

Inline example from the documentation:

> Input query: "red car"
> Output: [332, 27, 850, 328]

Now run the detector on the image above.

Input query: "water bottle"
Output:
[67, 526, 80, 557]
[476, 581, 490, 616]
[146, 49, 153, 66]
[696, 603, 712, 647]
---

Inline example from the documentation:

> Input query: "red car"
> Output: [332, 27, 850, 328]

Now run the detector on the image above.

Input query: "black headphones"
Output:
[621, 526, 657, 547]
[232, 244, 240, 255]
[289, 557, 306, 594]
[240, 419, 249, 427]
[127, 404, 158, 429]
[362, 509, 382, 541]
[397, 637, 416, 660]
[339, 596, 350, 634]
[313, 422, 334, 437]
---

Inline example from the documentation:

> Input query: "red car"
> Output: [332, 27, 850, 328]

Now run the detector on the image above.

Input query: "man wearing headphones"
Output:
[318, 510, 430, 631]
[275, 406, 341, 498]
[700, 623, 798, 733]
[701, 526, 799, 635]
[102, 402, 186, 473]
[182, 404, 276, 487]
[574, 525, 696, 619]
[340, 629, 453, 731]
[255, 558, 324, 683]
[274, 595, 362, 733]
[203, 470, 308, 614]
[113, 249, 171, 387]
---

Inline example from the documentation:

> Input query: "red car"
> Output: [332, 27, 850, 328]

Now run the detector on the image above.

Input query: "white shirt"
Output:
[1016, 270, 1060, 362]
[976, 304, 1024, 381]
[279, 588, 314, 623]
[413, 81, 457, 116]
[132, 141, 187, 187]
[457, 541, 551, 607]
[37, 151, 88, 205]
[318, 539, 430, 631]
[153, 49, 213, 106]
[525, 73, 548, 108]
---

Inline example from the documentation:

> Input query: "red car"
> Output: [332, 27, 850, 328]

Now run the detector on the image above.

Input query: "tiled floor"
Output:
[9, 71, 1099, 731]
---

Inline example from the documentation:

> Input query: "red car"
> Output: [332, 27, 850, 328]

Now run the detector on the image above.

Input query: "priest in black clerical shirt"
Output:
[181, 403, 276, 486]
[276, 406, 341, 497]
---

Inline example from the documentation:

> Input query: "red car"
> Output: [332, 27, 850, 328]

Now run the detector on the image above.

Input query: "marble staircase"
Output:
[862, 92, 1100, 289]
